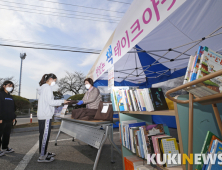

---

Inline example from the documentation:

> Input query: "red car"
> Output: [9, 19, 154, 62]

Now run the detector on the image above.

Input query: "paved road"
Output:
[0, 128, 122, 170]
[16, 117, 38, 125]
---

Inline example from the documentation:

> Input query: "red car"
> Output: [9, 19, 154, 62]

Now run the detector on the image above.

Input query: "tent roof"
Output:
[87, 0, 222, 86]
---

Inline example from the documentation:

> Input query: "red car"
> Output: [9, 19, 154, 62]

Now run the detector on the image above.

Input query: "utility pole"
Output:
[18, 53, 26, 96]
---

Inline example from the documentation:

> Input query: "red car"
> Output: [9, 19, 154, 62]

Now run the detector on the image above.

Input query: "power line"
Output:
[0, 7, 119, 23]
[0, 0, 123, 19]
[39, 0, 125, 13]
[0, 3, 121, 21]
[0, 43, 101, 54]
[0, 38, 101, 52]
[107, 0, 131, 5]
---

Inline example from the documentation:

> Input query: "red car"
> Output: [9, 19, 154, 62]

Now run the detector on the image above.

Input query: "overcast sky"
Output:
[0, 0, 132, 99]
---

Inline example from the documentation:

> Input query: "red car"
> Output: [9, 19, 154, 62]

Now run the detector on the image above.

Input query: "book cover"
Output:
[128, 90, 134, 111]
[189, 54, 197, 82]
[141, 90, 149, 111]
[190, 46, 204, 81]
[146, 124, 164, 136]
[149, 88, 169, 111]
[206, 139, 222, 170]
[196, 46, 222, 94]
[196, 131, 220, 170]
[134, 130, 140, 157]
[161, 138, 179, 167]
[139, 126, 149, 159]
[137, 130, 145, 158]
[124, 90, 130, 111]
[133, 90, 140, 111]
[130, 127, 139, 153]
[130, 90, 137, 111]
[144, 88, 154, 111]
[163, 125, 170, 136]
[183, 55, 195, 84]
[121, 120, 137, 146]
[137, 89, 147, 111]
[121, 90, 128, 111]
[128, 122, 146, 150]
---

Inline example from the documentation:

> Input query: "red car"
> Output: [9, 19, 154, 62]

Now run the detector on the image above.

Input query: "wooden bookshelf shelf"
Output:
[121, 110, 176, 116]
[157, 165, 183, 170]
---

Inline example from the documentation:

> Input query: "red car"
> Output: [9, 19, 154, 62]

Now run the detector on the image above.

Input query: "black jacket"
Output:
[0, 91, 16, 121]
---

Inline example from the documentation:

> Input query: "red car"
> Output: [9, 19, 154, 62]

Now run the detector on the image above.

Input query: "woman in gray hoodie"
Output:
[37, 73, 69, 163]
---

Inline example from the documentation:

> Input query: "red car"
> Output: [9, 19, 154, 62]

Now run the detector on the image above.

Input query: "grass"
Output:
[14, 121, 61, 129]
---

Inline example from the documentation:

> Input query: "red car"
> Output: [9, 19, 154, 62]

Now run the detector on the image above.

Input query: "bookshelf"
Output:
[166, 69, 222, 170]
[119, 110, 184, 170]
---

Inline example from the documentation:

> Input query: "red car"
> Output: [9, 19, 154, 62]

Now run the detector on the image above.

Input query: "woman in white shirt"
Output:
[37, 73, 69, 163]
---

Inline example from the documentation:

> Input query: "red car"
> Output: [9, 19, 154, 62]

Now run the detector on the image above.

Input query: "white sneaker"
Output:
[38, 154, 55, 163]
[47, 152, 56, 158]
[0, 151, 5, 157]
[2, 148, 14, 153]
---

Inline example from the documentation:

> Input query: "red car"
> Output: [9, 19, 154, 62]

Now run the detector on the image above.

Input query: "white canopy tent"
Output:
[87, 0, 222, 87]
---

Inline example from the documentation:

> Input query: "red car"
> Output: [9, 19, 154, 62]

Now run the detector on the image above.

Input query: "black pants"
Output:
[38, 119, 52, 156]
[0, 120, 12, 149]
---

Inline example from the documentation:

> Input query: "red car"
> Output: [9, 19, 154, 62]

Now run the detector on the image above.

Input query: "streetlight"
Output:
[18, 53, 26, 96]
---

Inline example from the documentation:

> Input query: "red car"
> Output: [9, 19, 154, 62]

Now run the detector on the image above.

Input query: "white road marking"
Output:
[14, 140, 39, 170]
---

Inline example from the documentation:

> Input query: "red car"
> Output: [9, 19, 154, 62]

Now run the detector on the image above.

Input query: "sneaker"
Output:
[0, 151, 5, 157]
[2, 148, 14, 153]
[38, 155, 55, 163]
[47, 152, 56, 158]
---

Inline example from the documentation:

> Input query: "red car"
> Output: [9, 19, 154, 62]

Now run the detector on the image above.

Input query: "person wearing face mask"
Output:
[76, 78, 101, 109]
[0, 81, 16, 157]
[37, 73, 70, 163]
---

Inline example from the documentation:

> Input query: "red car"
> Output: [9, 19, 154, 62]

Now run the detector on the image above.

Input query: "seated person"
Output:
[77, 78, 102, 109]
[71, 78, 102, 120]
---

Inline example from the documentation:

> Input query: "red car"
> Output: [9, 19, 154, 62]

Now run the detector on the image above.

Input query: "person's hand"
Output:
[13, 119, 15, 123]
[64, 100, 70, 104]
[77, 100, 84, 105]
[0, 120, 2, 124]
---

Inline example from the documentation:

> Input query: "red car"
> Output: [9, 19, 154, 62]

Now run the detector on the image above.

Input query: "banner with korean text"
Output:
[87, 0, 186, 81]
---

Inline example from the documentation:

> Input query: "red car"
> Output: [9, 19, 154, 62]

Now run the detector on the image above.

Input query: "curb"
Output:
[11, 125, 60, 133]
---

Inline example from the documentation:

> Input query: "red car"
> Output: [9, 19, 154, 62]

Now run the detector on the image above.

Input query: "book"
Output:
[137, 89, 146, 111]
[183, 55, 195, 84]
[124, 155, 144, 170]
[121, 90, 128, 111]
[121, 120, 137, 146]
[196, 131, 220, 170]
[134, 130, 141, 157]
[196, 46, 222, 94]
[146, 124, 164, 136]
[128, 90, 134, 111]
[124, 90, 130, 111]
[144, 88, 154, 111]
[189, 54, 197, 82]
[149, 88, 169, 111]
[130, 127, 139, 153]
[161, 138, 179, 167]
[130, 90, 138, 111]
[137, 130, 145, 158]
[139, 126, 148, 159]
[206, 139, 222, 170]
[134, 90, 142, 111]
[190, 46, 204, 81]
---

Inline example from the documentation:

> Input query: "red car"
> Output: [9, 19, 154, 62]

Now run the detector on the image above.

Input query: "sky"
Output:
[0, 0, 132, 99]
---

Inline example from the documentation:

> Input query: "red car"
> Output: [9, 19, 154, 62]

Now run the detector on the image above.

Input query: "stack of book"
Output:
[196, 131, 222, 170]
[183, 46, 222, 97]
[120, 120, 180, 168]
[111, 87, 169, 112]
[124, 155, 155, 170]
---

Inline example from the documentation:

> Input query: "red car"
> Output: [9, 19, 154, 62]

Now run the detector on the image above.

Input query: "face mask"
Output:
[85, 84, 91, 89]
[6, 87, 13, 92]
[51, 81, 56, 86]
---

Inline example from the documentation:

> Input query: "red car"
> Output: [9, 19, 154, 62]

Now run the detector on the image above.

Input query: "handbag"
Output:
[94, 101, 113, 121]
[71, 108, 97, 120]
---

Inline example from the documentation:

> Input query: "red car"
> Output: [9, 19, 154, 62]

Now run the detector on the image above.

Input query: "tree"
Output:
[12, 95, 31, 111]
[58, 71, 86, 95]
[0, 77, 18, 94]
[53, 91, 64, 99]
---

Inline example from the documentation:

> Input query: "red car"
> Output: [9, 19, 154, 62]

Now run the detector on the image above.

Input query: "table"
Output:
[55, 115, 121, 170]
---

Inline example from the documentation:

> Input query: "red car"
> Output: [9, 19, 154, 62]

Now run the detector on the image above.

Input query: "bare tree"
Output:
[58, 71, 86, 95]
[0, 76, 18, 94]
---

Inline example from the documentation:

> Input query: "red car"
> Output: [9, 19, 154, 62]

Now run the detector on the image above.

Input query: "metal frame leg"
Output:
[110, 125, 114, 163]
[93, 126, 109, 170]
[55, 130, 61, 146]
[108, 126, 121, 156]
